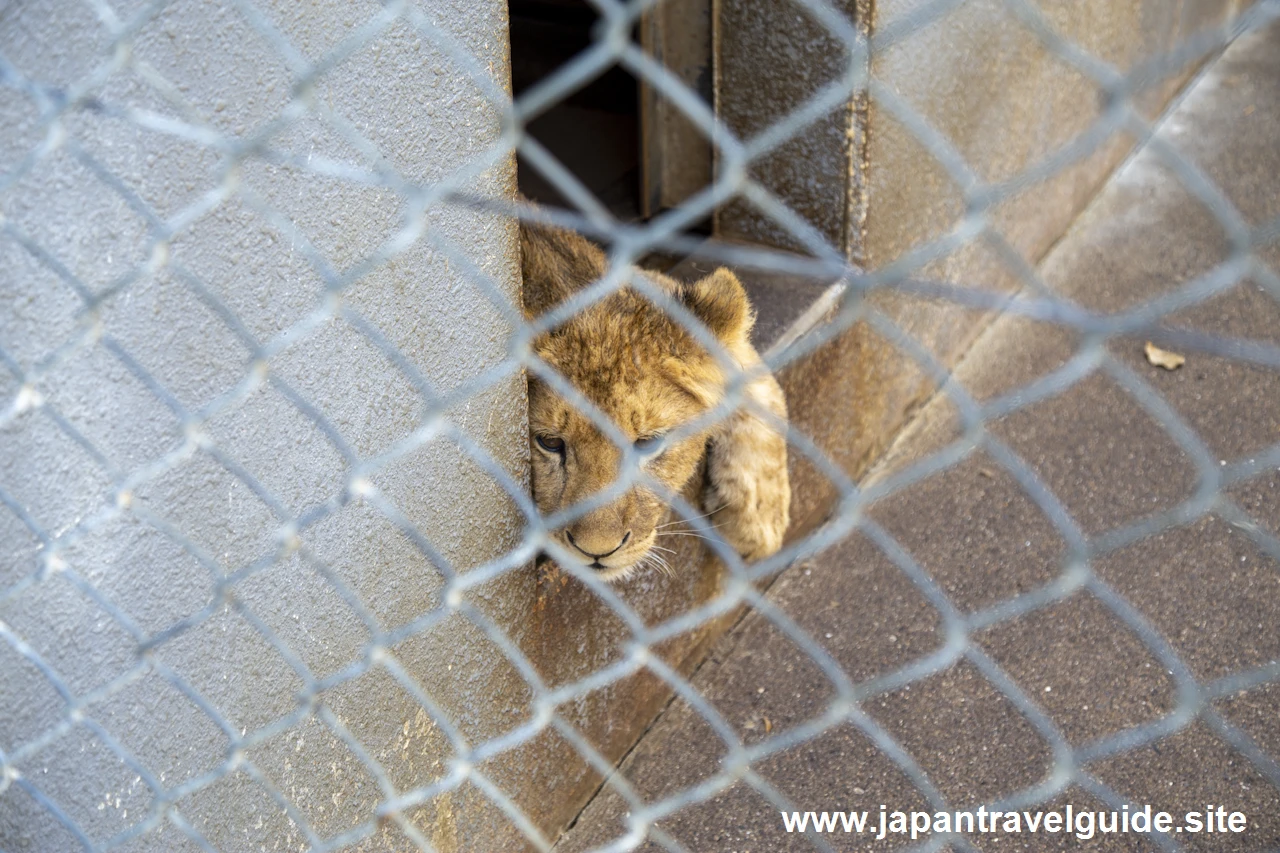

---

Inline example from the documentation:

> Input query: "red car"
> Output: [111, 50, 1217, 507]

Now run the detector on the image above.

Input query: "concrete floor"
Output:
[553, 18, 1280, 853]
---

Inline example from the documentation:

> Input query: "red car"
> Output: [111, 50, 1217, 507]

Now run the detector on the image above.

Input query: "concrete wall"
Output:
[0, 1, 538, 850]
[718, 0, 1248, 262]
[716, 0, 1251, 526]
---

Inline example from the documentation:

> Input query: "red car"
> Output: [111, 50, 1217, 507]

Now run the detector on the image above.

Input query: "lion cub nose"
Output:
[566, 529, 631, 560]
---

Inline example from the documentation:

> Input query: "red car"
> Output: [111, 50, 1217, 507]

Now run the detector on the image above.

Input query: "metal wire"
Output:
[2, 0, 1279, 850]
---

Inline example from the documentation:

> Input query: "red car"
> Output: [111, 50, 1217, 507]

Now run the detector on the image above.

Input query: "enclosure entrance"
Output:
[510, 0, 642, 220]
[509, 0, 713, 225]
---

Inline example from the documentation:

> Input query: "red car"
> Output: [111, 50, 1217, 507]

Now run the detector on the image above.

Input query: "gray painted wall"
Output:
[1, 1, 531, 850]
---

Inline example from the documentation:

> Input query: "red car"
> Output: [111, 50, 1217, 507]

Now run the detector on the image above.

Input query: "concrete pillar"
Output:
[1, 1, 534, 849]
[716, 0, 1249, 271]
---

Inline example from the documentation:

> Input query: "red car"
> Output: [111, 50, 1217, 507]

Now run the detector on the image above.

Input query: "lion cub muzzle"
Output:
[566, 528, 630, 567]
[549, 477, 668, 580]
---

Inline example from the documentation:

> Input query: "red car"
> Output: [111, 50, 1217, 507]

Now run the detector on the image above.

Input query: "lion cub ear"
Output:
[679, 268, 755, 348]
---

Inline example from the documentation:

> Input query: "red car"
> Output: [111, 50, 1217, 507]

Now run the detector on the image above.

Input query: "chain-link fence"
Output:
[2, 0, 1279, 850]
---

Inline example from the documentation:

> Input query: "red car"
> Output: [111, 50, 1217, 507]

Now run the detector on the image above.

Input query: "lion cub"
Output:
[521, 220, 790, 581]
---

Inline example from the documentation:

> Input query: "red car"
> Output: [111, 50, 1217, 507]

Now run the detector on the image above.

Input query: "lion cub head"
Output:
[521, 222, 755, 581]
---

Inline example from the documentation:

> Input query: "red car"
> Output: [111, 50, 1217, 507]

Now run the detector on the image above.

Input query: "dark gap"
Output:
[510, 0, 643, 223]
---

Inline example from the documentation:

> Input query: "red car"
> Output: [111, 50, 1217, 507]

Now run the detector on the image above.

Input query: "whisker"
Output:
[654, 502, 731, 529]
[657, 518, 729, 534]
[656, 523, 728, 538]
[647, 551, 674, 577]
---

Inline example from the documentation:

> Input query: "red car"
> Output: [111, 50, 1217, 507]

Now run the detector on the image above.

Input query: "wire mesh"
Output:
[2, 0, 1279, 851]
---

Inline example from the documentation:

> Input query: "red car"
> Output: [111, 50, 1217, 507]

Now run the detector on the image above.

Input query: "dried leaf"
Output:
[1144, 342, 1185, 370]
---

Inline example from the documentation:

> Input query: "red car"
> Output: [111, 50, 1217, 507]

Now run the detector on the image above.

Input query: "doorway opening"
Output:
[509, 0, 713, 231]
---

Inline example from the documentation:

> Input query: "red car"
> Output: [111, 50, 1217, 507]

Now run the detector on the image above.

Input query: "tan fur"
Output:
[521, 219, 790, 581]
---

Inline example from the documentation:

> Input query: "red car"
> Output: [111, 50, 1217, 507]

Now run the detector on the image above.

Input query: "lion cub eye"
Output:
[535, 434, 565, 455]
[633, 435, 663, 455]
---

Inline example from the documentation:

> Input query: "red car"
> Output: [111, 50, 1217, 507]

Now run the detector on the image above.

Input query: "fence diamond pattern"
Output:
[2, 0, 1280, 851]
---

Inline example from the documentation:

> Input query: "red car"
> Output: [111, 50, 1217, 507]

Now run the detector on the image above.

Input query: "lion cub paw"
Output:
[703, 371, 791, 563]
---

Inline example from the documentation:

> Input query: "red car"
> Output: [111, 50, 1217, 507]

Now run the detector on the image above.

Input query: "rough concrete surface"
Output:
[0, 1, 544, 850]
[555, 20, 1280, 853]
